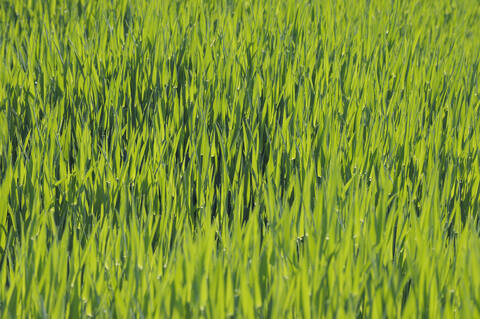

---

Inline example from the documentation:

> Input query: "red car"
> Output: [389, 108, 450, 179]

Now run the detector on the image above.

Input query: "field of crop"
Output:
[1, 0, 480, 317]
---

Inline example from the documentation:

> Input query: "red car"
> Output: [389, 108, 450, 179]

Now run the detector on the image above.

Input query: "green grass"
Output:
[1, 0, 480, 317]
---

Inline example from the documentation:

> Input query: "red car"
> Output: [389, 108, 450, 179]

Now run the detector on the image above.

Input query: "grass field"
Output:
[1, 0, 480, 317]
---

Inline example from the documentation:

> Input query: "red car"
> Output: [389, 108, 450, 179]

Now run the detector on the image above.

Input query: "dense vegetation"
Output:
[1, 0, 480, 317]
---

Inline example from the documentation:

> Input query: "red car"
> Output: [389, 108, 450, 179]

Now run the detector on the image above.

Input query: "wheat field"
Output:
[1, 0, 480, 317]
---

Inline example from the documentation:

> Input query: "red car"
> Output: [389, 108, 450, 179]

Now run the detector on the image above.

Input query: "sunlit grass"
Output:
[1, 0, 480, 317]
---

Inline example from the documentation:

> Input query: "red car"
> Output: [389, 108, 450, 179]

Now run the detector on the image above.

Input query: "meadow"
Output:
[1, 0, 480, 317]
